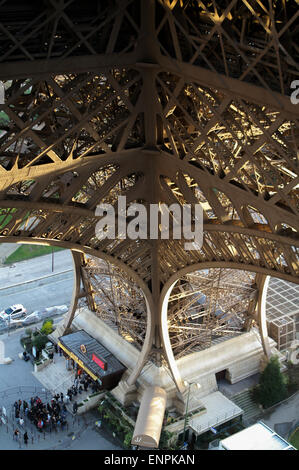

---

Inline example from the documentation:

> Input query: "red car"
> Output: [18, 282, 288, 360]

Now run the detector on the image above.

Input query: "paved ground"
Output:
[0, 325, 121, 450]
[261, 392, 299, 440]
[0, 243, 18, 264]
[217, 373, 261, 398]
[32, 349, 96, 398]
[0, 248, 73, 288]
[0, 249, 74, 315]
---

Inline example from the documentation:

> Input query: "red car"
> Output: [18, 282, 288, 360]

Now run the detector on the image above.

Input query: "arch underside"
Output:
[0, 228, 298, 286]
[0, 0, 298, 390]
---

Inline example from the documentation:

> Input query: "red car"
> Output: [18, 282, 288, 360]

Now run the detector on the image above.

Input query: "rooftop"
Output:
[58, 329, 126, 380]
[220, 421, 296, 450]
[188, 391, 243, 437]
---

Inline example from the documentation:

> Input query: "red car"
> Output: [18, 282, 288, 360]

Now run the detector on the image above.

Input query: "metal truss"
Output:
[167, 268, 257, 358]
[0, 1, 298, 388]
[83, 255, 147, 349]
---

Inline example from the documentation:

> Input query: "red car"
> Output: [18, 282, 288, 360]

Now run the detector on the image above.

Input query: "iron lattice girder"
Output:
[0, 4, 297, 299]
[0, 0, 298, 390]
[0, 0, 298, 96]
[0, 144, 298, 283]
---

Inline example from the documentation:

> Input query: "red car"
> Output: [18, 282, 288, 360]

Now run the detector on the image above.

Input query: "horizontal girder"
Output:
[0, 1, 298, 386]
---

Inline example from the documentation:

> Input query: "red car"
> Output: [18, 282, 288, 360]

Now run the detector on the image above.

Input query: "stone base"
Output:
[174, 383, 204, 416]
[70, 309, 283, 411]
[111, 378, 137, 407]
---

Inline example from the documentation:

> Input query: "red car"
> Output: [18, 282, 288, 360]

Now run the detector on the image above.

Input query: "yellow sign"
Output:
[57, 341, 98, 381]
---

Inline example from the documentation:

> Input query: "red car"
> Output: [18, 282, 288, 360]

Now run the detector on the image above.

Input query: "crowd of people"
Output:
[65, 370, 99, 402]
[11, 346, 103, 446]
[11, 371, 100, 445]
[13, 393, 69, 439]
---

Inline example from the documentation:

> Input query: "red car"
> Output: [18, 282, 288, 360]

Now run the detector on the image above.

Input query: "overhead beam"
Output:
[158, 57, 299, 118]
[0, 52, 139, 80]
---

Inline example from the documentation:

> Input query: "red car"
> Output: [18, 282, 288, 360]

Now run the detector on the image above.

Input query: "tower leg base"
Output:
[111, 378, 137, 407]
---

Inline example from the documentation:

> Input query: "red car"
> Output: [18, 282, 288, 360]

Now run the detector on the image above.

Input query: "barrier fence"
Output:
[0, 385, 83, 449]
[190, 407, 243, 436]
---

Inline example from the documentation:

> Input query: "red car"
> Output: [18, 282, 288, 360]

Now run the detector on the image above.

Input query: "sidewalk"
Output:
[0, 250, 73, 316]
[260, 392, 299, 439]
[32, 352, 96, 406]
[0, 249, 73, 288]
[0, 327, 121, 450]
[0, 243, 18, 265]
[0, 405, 121, 450]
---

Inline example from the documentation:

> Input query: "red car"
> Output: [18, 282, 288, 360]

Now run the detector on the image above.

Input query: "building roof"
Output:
[58, 330, 126, 381]
[188, 391, 243, 436]
[220, 421, 296, 450]
[266, 277, 299, 322]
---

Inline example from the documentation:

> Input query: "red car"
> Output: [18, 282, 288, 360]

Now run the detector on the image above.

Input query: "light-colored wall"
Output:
[72, 308, 279, 407]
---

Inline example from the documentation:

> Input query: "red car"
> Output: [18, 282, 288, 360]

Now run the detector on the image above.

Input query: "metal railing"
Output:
[189, 407, 243, 436]
[0, 385, 50, 401]
[0, 386, 83, 449]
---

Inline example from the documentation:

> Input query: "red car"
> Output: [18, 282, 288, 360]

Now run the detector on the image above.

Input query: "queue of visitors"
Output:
[11, 371, 97, 444]
[14, 394, 68, 434]
[11, 346, 102, 446]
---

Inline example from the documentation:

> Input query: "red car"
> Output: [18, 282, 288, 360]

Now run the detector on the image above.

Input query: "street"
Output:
[0, 324, 120, 450]
[0, 250, 74, 314]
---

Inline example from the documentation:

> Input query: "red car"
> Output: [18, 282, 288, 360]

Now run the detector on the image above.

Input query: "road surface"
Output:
[0, 250, 74, 314]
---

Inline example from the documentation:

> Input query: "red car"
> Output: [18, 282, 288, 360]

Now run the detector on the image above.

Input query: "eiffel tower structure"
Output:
[0, 1, 298, 398]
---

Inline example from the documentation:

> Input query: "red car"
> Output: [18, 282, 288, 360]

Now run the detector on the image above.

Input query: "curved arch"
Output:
[159, 263, 280, 394]
[204, 223, 298, 244]
[1, 220, 298, 286]
[159, 279, 186, 395]
[126, 292, 155, 386]
[162, 260, 299, 288]
[0, 237, 155, 387]
[62, 250, 83, 331]
[255, 273, 272, 359]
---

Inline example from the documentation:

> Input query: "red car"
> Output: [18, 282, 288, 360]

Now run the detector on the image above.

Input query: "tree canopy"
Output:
[254, 356, 288, 408]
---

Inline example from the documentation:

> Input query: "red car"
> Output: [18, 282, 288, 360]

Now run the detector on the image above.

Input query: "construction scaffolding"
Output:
[167, 268, 257, 358]
[81, 257, 258, 361]
[82, 256, 147, 351]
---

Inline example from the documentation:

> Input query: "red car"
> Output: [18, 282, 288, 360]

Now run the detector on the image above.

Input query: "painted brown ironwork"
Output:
[0, 0, 298, 390]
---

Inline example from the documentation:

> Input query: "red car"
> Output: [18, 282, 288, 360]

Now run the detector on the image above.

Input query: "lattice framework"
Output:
[0, 0, 298, 388]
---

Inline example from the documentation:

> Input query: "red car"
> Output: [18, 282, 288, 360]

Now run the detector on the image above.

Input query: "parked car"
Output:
[0, 304, 27, 321]
[21, 312, 40, 324]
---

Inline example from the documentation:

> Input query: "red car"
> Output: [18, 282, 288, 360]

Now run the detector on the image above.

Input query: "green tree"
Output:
[255, 356, 287, 408]
[41, 319, 54, 335]
[159, 430, 175, 449]
[123, 431, 133, 449]
[32, 333, 48, 352]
